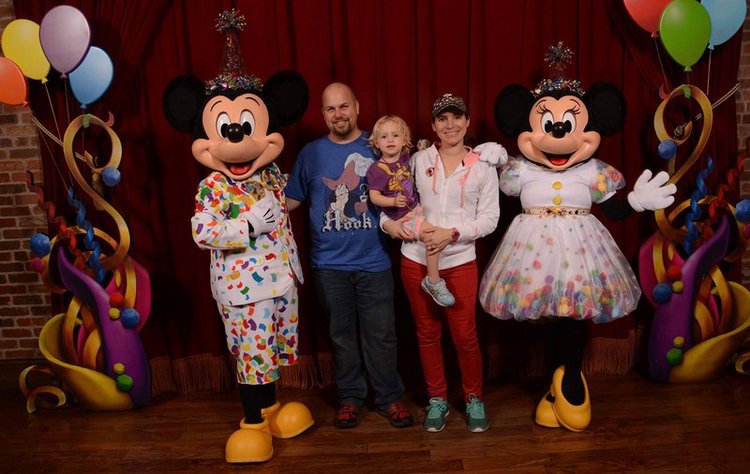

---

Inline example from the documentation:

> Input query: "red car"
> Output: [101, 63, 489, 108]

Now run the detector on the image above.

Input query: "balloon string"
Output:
[706, 50, 712, 97]
[653, 36, 670, 93]
[43, 83, 62, 141]
[63, 78, 71, 127]
[30, 114, 72, 189]
[672, 82, 741, 138]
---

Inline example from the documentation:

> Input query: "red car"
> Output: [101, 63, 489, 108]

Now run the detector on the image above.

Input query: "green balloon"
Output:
[659, 0, 711, 71]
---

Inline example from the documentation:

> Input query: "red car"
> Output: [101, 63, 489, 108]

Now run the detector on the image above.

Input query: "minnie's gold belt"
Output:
[523, 207, 590, 216]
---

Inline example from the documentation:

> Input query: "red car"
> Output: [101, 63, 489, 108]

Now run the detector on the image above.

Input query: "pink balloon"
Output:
[623, 0, 673, 37]
[40, 5, 91, 77]
[0, 57, 28, 106]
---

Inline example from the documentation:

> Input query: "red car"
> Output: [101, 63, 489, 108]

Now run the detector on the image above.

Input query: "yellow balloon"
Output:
[1, 19, 50, 83]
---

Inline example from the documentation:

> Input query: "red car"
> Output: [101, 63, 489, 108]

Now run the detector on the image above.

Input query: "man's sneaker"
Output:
[334, 402, 360, 429]
[421, 277, 456, 307]
[423, 397, 449, 432]
[465, 394, 489, 432]
[378, 400, 414, 428]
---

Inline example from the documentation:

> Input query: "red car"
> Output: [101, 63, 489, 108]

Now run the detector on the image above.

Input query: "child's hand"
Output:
[394, 193, 408, 208]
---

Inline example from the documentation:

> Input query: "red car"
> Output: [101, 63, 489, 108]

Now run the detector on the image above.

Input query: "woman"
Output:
[382, 93, 501, 433]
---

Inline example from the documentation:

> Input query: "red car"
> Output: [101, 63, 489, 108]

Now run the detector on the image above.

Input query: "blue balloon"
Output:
[701, 0, 746, 49]
[102, 167, 121, 187]
[29, 233, 51, 257]
[68, 46, 113, 108]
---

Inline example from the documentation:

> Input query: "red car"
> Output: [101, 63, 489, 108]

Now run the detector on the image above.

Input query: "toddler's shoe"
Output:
[423, 397, 449, 432]
[465, 394, 489, 433]
[421, 276, 455, 307]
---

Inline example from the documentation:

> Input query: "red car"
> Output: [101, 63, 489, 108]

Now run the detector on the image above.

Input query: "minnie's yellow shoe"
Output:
[534, 391, 560, 428]
[550, 366, 591, 432]
[225, 418, 273, 463]
[261, 401, 315, 439]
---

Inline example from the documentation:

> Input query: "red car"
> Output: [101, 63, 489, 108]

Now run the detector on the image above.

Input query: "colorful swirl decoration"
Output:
[20, 114, 152, 412]
[640, 85, 750, 383]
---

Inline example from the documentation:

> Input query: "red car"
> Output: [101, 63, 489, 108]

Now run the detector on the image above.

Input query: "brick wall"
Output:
[738, 13, 750, 286]
[0, 0, 51, 359]
[0, 3, 749, 361]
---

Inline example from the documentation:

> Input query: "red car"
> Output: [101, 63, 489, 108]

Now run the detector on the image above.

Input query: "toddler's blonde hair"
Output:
[368, 115, 412, 157]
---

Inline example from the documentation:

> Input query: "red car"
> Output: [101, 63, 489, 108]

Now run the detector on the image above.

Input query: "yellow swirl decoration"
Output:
[648, 85, 750, 381]
[62, 114, 130, 271]
[22, 113, 150, 412]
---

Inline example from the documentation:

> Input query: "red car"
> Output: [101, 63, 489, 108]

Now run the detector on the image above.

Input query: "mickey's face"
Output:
[191, 92, 284, 181]
[518, 95, 600, 171]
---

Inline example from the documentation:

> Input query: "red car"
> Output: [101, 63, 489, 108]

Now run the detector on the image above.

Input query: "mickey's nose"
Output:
[551, 122, 567, 139]
[227, 123, 244, 143]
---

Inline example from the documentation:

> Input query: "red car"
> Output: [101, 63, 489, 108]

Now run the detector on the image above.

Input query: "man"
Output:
[286, 82, 413, 429]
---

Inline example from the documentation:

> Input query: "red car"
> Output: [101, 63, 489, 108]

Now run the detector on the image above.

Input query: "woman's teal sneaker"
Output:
[466, 395, 489, 432]
[423, 397, 449, 432]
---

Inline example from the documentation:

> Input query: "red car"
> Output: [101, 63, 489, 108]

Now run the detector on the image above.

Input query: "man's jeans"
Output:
[313, 268, 405, 408]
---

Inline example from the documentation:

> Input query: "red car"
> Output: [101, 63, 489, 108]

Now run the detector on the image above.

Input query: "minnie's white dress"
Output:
[478, 157, 641, 324]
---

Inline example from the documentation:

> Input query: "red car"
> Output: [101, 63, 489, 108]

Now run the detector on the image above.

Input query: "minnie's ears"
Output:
[494, 84, 535, 138]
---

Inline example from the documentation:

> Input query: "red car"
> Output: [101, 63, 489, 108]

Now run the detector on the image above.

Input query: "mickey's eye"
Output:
[562, 111, 577, 133]
[216, 113, 231, 138]
[240, 110, 255, 136]
[541, 111, 554, 133]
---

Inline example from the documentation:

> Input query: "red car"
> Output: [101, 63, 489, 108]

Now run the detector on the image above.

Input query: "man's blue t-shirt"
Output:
[285, 133, 391, 272]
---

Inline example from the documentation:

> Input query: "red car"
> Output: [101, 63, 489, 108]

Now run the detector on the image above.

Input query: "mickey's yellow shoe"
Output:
[550, 366, 591, 432]
[225, 418, 273, 463]
[534, 391, 560, 428]
[261, 401, 315, 439]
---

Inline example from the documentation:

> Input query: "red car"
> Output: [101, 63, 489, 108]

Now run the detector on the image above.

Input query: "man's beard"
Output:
[332, 119, 354, 138]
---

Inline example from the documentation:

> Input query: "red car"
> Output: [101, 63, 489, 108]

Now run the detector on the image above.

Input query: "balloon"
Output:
[0, 57, 28, 106]
[40, 5, 91, 76]
[659, 0, 711, 71]
[623, 0, 672, 37]
[68, 47, 113, 108]
[701, 0, 746, 49]
[1, 19, 50, 83]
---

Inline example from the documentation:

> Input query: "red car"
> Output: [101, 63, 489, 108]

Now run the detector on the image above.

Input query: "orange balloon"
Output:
[0, 57, 28, 106]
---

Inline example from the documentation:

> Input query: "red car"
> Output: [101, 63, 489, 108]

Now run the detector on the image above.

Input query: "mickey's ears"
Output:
[163, 75, 204, 133]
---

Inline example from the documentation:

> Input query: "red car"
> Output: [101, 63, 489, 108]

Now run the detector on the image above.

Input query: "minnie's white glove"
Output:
[627, 170, 676, 212]
[475, 142, 508, 167]
[241, 190, 281, 236]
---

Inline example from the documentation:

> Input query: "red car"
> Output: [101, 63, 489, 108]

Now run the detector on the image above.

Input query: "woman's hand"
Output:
[421, 226, 452, 255]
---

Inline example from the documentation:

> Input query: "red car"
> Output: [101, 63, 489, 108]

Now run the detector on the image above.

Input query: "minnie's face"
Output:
[191, 93, 284, 181]
[517, 95, 600, 171]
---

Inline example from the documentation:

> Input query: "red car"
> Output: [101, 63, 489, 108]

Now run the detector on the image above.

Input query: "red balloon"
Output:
[0, 57, 28, 106]
[623, 0, 672, 37]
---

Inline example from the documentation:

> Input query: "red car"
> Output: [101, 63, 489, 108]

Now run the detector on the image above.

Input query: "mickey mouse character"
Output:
[163, 10, 313, 463]
[478, 43, 675, 432]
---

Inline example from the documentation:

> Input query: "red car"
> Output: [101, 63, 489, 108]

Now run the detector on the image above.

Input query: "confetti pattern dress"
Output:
[191, 164, 302, 384]
[479, 157, 641, 324]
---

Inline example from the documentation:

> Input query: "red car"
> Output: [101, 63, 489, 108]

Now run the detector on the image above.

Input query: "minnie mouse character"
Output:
[163, 10, 312, 463]
[478, 42, 676, 431]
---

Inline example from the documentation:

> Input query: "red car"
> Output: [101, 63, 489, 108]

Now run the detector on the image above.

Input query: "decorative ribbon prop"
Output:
[640, 85, 750, 383]
[20, 114, 152, 412]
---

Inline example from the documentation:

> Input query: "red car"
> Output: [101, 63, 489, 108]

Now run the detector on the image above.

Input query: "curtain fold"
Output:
[15, 0, 742, 392]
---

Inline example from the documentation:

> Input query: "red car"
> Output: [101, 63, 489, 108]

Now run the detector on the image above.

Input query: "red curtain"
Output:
[15, 1, 741, 392]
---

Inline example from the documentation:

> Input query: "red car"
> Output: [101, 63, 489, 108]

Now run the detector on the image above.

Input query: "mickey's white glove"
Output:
[242, 190, 281, 236]
[627, 170, 676, 212]
[475, 142, 508, 167]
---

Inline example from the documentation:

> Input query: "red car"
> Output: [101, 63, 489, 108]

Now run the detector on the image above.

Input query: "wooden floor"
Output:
[2, 363, 750, 473]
